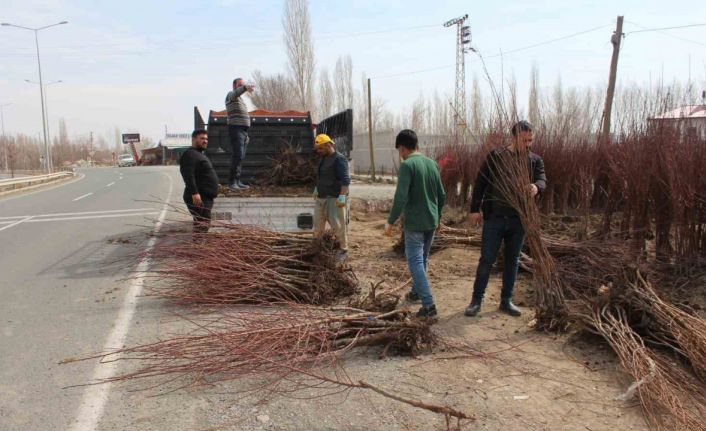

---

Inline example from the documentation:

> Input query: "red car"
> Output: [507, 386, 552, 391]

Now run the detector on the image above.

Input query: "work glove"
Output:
[336, 195, 346, 208]
[312, 187, 318, 199]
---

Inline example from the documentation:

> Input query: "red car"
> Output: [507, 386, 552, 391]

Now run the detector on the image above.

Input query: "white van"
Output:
[118, 154, 136, 167]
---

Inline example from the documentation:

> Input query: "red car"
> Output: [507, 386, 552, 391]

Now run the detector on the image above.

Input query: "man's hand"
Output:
[527, 184, 539, 197]
[383, 222, 394, 237]
[469, 212, 483, 227]
[245, 84, 255, 93]
[192, 193, 203, 207]
[336, 195, 346, 208]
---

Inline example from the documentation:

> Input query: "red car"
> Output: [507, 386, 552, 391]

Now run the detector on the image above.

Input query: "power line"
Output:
[0, 23, 444, 58]
[373, 64, 455, 79]
[372, 23, 610, 79]
[475, 23, 611, 60]
[626, 23, 706, 34]
[625, 20, 706, 48]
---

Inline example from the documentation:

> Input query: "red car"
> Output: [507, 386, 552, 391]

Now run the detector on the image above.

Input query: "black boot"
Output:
[416, 304, 437, 319]
[405, 290, 421, 303]
[499, 299, 522, 317]
[464, 302, 482, 317]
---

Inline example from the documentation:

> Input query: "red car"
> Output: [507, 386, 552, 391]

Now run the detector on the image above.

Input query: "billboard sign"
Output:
[121, 133, 140, 144]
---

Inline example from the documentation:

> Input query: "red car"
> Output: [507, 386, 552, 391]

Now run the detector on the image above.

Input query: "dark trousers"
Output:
[471, 215, 525, 304]
[184, 195, 214, 234]
[228, 125, 249, 183]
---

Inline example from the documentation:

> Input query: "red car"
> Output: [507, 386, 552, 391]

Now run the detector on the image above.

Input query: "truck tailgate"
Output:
[212, 197, 315, 233]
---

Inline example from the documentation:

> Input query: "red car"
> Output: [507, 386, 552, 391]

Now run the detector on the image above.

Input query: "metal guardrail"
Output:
[0, 171, 74, 192]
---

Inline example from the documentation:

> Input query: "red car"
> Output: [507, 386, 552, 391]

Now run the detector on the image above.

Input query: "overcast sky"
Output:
[1, 0, 705, 144]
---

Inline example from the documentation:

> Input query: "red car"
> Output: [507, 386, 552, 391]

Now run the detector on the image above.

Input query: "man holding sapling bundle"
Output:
[385, 129, 446, 319]
[313, 133, 350, 261]
[465, 121, 547, 318]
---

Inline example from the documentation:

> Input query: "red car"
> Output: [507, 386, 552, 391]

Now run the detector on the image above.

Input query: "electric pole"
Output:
[601, 15, 624, 145]
[444, 14, 472, 131]
[367, 78, 376, 181]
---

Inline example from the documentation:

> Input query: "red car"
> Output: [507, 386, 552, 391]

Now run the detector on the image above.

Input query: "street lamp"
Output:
[0, 103, 12, 173]
[25, 79, 62, 171]
[2, 20, 68, 173]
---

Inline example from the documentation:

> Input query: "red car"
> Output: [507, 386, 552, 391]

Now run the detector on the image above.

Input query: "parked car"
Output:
[118, 154, 136, 167]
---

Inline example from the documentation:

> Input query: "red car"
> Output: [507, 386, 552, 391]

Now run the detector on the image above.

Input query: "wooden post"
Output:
[601, 15, 624, 144]
[367, 78, 376, 180]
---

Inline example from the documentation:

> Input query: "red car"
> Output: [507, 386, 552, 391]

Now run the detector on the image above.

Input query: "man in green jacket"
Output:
[385, 129, 446, 319]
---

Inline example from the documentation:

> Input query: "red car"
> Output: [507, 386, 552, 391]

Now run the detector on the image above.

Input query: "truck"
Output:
[194, 107, 353, 232]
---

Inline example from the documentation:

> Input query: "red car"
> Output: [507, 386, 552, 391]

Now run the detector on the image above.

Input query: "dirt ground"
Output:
[91, 196, 655, 431]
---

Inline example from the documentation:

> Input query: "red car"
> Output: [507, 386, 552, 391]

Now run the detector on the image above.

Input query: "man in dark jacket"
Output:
[465, 121, 547, 317]
[313, 133, 350, 261]
[180, 129, 220, 235]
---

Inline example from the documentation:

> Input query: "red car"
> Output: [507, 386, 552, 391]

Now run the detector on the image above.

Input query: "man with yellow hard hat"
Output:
[313, 133, 350, 260]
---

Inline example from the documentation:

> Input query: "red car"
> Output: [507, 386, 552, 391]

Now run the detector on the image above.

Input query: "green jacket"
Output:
[388, 152, 446, 231]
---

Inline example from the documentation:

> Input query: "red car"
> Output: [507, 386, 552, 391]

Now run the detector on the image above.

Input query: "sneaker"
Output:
[237, 180, 250, 190]
[416, 304, 437, 319]
[499, 300, 522, 317]
[228, 182, 243, 191]
[464, 302, 482, 317]
[405, 290, 421, 303]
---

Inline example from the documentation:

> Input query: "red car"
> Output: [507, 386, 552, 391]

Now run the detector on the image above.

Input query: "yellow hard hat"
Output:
[315, 133, 335, 147]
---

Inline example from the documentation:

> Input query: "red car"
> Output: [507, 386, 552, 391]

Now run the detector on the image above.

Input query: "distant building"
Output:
[650, 104, 706, 140]
[141, 133, 192, 165]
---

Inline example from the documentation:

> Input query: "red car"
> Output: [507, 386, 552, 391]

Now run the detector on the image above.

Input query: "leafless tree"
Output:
[470, 74, 484, 135]
[318, 68, 334, 119]
[251, 70, 296, 112]
[354, 72, 388, 133]
[282, 0, 315, 112]
[528, 64, 541, 127]
[409, 94, 428, 133]
[334, 55, 354, 111]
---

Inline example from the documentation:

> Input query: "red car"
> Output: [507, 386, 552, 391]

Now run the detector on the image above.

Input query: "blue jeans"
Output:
[405, 229, 436, 308]
[228, 125, 249, 183]
[471, 215, 525, 304]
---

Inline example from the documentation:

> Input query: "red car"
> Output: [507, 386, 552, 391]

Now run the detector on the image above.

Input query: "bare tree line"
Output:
[1, 119, 128, 171]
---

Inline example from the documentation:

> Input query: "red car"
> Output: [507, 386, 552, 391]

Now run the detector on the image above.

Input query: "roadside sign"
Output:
[121, 133, 140, 144]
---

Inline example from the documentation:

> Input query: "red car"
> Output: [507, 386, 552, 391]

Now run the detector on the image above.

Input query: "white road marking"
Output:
[72, 192, 93, 202]
[70, 171, 174, 431]
[0, 208, 155, 221]
[0, 216, 34, 232]
[106, 182, 115, 187]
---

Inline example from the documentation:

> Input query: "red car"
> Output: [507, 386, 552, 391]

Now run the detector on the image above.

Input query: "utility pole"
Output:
[89, 131, 94, 167]
[367, 78, 376, 181]
[444, 14, 472, 131]
[2, 21, 69, 173]
[26, 79, 62, 171]
[601, 15, 624, 145]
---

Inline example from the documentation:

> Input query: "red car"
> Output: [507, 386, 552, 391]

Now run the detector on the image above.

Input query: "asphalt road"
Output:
[0, 166, 181, 431]
[0, 167, 400, 430]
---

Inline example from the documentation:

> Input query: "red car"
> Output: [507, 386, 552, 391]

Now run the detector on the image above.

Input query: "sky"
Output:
[1, 0, 705, 144]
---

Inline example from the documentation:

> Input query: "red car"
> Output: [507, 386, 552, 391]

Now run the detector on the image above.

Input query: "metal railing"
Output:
[0, 171, 74, 192]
